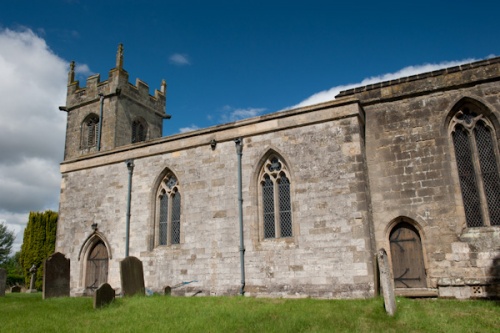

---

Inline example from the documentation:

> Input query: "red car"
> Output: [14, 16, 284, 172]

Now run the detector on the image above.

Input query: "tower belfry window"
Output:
[132, 119, 146, 143]
[450, 105, 500, 227]
[81, 114, 99, 149]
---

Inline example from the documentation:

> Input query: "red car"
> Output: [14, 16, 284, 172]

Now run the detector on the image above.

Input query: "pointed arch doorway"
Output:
[85, 241, 109, 294]
[389, 220, 427, 288]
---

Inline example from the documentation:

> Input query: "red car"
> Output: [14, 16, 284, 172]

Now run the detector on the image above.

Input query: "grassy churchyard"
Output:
[0, 293, 498, 332]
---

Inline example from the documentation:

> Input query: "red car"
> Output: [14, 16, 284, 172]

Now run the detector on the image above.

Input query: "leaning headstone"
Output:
[377, 248, 396, 316]
[0, 268, 6, 297]
[26, 264, 38, 293]
[93, 283, 115, 309]
[164, 286, 171, 296]
[43, 252, 70, 299]
[11, 285, 21, 293]
[120, 256, 145, 296]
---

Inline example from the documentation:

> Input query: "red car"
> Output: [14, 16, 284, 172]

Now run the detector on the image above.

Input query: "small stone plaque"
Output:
[94, 283, 115, 309]
[120, 256, 145, 297]
[0, 268, 6, 297]
[43, 252, 70, 299]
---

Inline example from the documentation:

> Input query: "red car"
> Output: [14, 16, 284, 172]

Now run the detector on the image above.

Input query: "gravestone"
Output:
[0, 268, 6, 297]
[377, 248, 396, 316]
[120, 256, 145, 296]
[26, 264, 37, 293]
[11, 285, 21, 293]
[43, 252, 70, 299]
[93, 283, 115, 309]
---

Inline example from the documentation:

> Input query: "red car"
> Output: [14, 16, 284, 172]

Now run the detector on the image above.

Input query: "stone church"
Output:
[56, 45, 500, 299]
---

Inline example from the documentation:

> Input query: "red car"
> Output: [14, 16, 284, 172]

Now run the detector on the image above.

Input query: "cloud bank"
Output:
[0, 28, 68, 252]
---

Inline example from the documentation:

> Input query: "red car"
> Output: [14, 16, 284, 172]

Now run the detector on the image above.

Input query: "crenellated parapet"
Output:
[65, 45, 167, 117]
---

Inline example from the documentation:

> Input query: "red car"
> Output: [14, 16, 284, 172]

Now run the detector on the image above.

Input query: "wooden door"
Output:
[85, 241, 108, 294]
[389, 222, 427, 288]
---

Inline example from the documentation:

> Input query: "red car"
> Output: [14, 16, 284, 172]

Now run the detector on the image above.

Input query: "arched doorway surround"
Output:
[389, 219, 427, 288]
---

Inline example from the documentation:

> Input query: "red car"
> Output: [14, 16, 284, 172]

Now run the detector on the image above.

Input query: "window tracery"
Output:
[259, 155, 293, 238]
[157, 173, 181, 246]
[450, 105, 500, 227]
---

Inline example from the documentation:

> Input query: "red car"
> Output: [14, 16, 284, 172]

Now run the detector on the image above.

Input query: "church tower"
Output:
[60, 44, 169, 160]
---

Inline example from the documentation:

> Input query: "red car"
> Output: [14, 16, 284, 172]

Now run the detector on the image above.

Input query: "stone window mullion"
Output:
[469, 127, 491, 226]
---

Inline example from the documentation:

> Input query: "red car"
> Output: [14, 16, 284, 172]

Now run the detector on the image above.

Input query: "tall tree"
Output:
[19, 211, 58, 290]
[0, 222, 14, 265]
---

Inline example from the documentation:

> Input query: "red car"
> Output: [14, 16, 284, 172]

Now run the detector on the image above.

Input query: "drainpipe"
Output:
[97, 93, 104, 151]
[234, 138, 245, 295]
[125, 159, 134, 257]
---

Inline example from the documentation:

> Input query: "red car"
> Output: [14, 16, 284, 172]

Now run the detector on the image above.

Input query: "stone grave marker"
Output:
[93, 283, 115, 309]
[377, 248, 396, 316]
[43, 252, 70, 299]
[0, 268, 6, 297]
[120, 256, 145, 296]
[11, 285, 21, 293]
[26, 264, 37, 293]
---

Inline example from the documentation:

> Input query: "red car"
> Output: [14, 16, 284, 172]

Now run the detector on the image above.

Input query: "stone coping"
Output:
[336, 57, 500, 103]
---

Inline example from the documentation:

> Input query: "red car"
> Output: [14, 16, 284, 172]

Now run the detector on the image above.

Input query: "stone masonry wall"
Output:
[355, 65, 500, 298]
[57, 100, 375, 298]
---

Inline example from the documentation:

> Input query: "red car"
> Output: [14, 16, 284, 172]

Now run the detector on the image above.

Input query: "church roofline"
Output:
[336, 56, 500, 102]
[60, 96, 362, 172]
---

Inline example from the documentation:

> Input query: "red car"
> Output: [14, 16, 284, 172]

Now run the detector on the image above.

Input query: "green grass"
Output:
[0, 293, 498, 333]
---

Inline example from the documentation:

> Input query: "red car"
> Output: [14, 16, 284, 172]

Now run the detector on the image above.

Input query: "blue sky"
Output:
[1, 0, 499, 251]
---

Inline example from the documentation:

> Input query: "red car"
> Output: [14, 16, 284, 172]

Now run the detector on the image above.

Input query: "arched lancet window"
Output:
[450, 104, 500, 227]
[259, 155, 293, 239]
[157, 172, 181, 246]
[81, 113, 99, 148]
[132, 118, 147, 143]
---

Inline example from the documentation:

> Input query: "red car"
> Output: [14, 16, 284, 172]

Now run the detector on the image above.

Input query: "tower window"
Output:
[81, 114, 99, 149]
[132, 119, 147, 143]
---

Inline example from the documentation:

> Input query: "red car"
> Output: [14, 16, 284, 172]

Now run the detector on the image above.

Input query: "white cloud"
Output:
[291, 58, 482, 109]
[169, 53, 190, 66]
[0, 28, 69, 255]
[179, 125, 200, 133]
[75, 63, 92, 76]
[220, 105, 267, 123]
